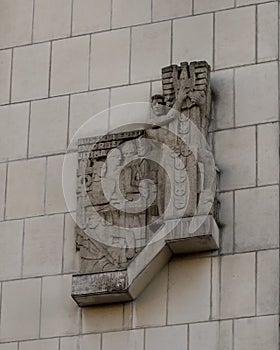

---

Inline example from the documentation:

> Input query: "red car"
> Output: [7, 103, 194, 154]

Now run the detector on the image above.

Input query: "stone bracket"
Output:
[72, 215, 219, 306]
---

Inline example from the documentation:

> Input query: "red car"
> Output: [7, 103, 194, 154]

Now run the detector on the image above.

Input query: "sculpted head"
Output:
[121, 141, 136, 160]
[151, 94, 166, 117]
[136, 137, 152, 157]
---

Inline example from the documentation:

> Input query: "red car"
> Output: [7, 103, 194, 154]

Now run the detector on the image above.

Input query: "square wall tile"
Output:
[211, 69, 234, 130]
[112, 0, 151, 28]
[90, 29, 130, 89]
[235, 186, 279, 252]
[0, 220, 23, 280]
[12, 43, 50, 102]
[153, 0, 192, 21]
[173, 14, 213, 67]
[46, 155, 67, 214]
[194, 0, 234, 13]
[0, 49, 12, 104]
[257, 250, 279, 315]
[168, 257, 211, 324]
[214, 127, 256, 191]
[131, 22, 171, 83]
[0, 0, 33, 49]
[72, 0, 111, 35]
[103, 330, 144, 350]
[23, 215, 64, 277]
[40, 275, 80, 337]
[257, 2, 278, 62]
[220, 253, 255, 318]
[0, 103, 29, 162]
[257, 123, 279, 186]
[19, 339, 59, 350]
[235, 62, 278, 126]
[51, 36, 90, 95]
[215, 7, 255, 69]
[69, 90, 109, 141]
[234, 316, 279, 350]
[133, 266, 167, 327]
[29, 96, 69, 157]
[0, 279, 41, 341]
[6, 158, 45, 219]
[146, 326, 187, 350]
[33, 0, 72, 42]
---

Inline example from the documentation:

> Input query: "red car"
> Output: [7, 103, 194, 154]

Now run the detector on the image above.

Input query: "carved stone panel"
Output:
[71, 61, 219, 306]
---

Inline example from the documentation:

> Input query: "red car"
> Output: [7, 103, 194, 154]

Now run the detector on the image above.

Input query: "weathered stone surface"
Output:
[72, 60, 218, 306]
[19, 339, 59, 350]
[153, 0, 192, 20]
[146, 326, 188, 350]
[103, 330, 144, 350]
[0, 279, 41, 341]
[112, 0, 151, 28]
[90, 29, 130, 89]
[0, 49, 12, 105]
[215, 7, 255, 69]
[12, 43, 50, 102]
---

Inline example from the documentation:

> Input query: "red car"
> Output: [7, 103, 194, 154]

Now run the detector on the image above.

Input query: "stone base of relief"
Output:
[72, 215, 219, 306]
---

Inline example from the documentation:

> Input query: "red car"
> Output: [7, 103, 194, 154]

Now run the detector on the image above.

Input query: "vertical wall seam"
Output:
[8, 48, 14, 104]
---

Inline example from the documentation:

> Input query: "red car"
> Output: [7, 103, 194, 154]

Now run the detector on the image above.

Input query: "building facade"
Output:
[0, 0, 279, 349]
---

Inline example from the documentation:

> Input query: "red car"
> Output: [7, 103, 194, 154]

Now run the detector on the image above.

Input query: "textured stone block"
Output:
[0, 49, 11, 104]
[33, 0, 71, 42]
[40, 275, 80, 337]
[214, 127, 256, 190]
[110, 83, 151, 130]
[80, 334, 101, 350]
[0, 0, 33, 49]
[153, 0, 192, 20]
[0, 220, 23, 280]
[51, 36, 90, 95]
[19, 339, 59, 350]
[90, 29, 130, 89]
[215, 7, 255, 69]
[103, 330, 144, 350]
[146, 326, 187, 350]
[12, 43, 50, 102]
[189, 321, 232, 350]
[211, 69, 234, 130]
[0, 279, 41, 341]
[220, 253, 255, 318]
[257, 123, 279, 185]
[23, 215, 64, 277]
[46, 155, 67, 214]
[219, 192, 234, 254]
[0, 103, 29, 161]
[0, 344, 17, 350]
[60, 337, 78, 350]
[82, 304, 123, 333]
[234, 316, 279, 350]
[194, 0, 234, 13]
[69, 90, 109, 141]
[63, 213, 80, 273]
[235, 186, 279, 252]
[257, 3, 278, 62]
[168, 257, 211, 324]
[112, 0, 151, 28]
[59, 152, 77, 212]
[72, 0, 111, 35]
[29, 96, 68, 156]
[257, 250, 279, 315]
[131, 22, 171, 83]
[133, 266, 167, 327]
[6, 158, 45, 219]
[173, 14, 213, 67]
[236, 62, 278, 126]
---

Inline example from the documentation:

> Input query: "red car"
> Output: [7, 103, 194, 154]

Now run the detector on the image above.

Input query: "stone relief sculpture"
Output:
[72, 61, 219, 306]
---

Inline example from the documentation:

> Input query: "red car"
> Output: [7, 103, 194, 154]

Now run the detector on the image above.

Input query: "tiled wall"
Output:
[0, 0, 279, 349]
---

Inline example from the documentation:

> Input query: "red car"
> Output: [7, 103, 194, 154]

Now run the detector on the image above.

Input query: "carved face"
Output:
[122, 141, 136, 160]
[87, 213, 103, 229]
[136, 139, 151, 157]
[151, 98, 166, 116]
[108, 148, 122, 167]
